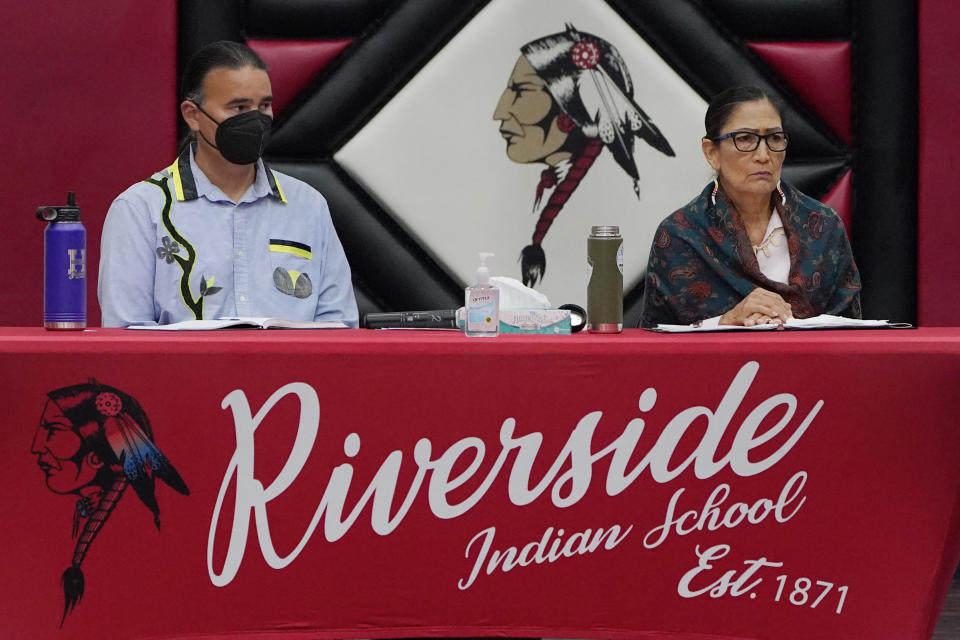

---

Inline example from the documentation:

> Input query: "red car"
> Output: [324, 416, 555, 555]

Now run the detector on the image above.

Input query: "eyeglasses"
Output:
[709, 131, 789, 152]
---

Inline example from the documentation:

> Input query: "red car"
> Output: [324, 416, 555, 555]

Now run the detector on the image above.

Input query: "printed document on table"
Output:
[651, 314, 898, 333]
[127, 317, 348, 330]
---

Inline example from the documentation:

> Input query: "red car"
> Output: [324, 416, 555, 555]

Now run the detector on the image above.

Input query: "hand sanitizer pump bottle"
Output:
[465, 252, 499, 337]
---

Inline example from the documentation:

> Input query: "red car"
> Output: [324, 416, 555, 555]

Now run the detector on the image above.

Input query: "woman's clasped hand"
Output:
[720, 287, 793, 326]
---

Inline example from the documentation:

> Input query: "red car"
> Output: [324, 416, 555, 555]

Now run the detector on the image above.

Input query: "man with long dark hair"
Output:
[99, 41, 358, 327]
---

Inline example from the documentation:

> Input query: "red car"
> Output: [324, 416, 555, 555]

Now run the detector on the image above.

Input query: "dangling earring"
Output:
[777, 181, 786, 206]
[556, 113, 576, 133]
[710, 178, 719, 205]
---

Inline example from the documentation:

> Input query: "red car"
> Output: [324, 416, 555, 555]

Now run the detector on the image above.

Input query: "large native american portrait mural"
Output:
[333, 0, 711, 311]
[31, 381, 189, 625]
[494, 24, 676, 288]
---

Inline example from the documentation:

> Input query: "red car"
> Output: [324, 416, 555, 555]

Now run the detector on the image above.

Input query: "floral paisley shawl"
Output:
[640, 181, 862, 327]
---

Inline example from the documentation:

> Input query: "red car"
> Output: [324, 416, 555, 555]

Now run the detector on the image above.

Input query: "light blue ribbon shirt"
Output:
[98, 146, 358, 327]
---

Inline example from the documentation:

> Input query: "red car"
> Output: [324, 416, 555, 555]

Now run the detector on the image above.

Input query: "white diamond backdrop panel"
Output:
[336, 0, 711, 308]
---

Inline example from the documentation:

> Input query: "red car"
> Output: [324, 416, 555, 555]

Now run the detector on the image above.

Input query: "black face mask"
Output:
[193, 103, 272, 165]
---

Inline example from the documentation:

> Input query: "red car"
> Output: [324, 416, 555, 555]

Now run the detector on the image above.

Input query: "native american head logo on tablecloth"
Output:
[493, 24, 675, 287]
[30, 380, 189, 625]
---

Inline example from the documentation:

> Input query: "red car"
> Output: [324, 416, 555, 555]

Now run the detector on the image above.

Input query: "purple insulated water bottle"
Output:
[36, 192, 86, 330]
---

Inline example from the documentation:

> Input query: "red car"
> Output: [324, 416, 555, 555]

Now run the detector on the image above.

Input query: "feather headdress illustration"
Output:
[494, 23, 675, 286]
[30, 380, 189, 626]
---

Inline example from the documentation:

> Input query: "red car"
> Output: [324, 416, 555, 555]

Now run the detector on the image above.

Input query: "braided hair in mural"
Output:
[494, 23, 676, 287]
[30, 381, 189, 625]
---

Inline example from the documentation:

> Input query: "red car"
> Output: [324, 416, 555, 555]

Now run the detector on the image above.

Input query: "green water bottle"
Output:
[587, 225, 623, 333]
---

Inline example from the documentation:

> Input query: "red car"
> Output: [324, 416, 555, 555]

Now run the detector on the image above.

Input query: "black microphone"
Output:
[363, 310, 459, 330]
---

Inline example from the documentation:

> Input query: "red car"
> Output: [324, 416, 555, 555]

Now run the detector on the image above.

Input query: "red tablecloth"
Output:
[2, 327, 959, 640]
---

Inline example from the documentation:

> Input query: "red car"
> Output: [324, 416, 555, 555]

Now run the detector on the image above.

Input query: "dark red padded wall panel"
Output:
[918, 0, 960, 326]
[748, 41, 852, 144]
[821, 170, 852, 234]
[247, 40, 352, 115]
[0, 1, 176, 327]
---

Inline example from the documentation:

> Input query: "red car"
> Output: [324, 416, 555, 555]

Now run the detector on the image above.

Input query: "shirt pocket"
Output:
[269, 239, 314, 299]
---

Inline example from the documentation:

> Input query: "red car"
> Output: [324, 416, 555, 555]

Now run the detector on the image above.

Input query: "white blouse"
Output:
[753, 209, 789, 284]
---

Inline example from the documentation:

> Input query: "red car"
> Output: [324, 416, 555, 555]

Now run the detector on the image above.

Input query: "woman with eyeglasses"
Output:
[639, 86, 861, 327]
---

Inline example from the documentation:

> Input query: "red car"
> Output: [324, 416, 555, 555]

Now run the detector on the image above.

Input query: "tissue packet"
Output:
[499, 309, 571, 334]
